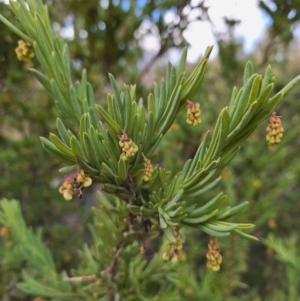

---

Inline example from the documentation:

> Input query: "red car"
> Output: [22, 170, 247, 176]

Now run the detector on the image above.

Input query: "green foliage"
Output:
[1, 0, 300, 300]
[263, 234, 300, 301]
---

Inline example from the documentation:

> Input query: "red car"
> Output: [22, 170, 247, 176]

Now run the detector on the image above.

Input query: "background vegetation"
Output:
[1, 0, 300, 300]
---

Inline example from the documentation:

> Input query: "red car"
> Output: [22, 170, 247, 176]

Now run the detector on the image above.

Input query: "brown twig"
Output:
[107, 241, 124, 301]
[127, 175, 136, 201]
[109, 241, 123, 282]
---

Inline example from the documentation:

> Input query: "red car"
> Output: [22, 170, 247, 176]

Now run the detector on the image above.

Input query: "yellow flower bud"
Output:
[59, 185, 65, 193]
[0, 226, 10, 238]
[83, 177, 92, 187]
[63, 190, 73, 201]
[162, 251, 170, 261]
[211, 264, 220, 271]
[171, 253, 178, 263]
[65, 183, 73, 189]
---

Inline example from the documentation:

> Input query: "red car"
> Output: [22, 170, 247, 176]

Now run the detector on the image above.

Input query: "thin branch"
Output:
[63, 275, 97, 283]
[109, 241, 123, 282]
[137, 47, 166, 82]
[127, 175, 137, 201]
[108, 240, 124, 301]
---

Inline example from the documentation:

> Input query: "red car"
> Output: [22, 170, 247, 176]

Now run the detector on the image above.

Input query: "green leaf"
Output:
[123, 89, 135, 134]
[58, 165, 77, 173]
[278, 75, 300, 97]
[40, 137, 76, 165]
[229, 74, 258, 130]
[204, 107, 229, 164]
[232, 229, 258, 241]
[56, 118, 72, 146]
[49, 133, 73, 156]
[0, 14, 32, 42]
[76, 156, 99, 175]
[164, 226, 176, 242]
[155, 73, 184, 137]
[186, 131, 210, 178]
[176, 47, 187, 77]
[205, 221, 238, 232]
[243, 61, 254, 85]
[140, 206, 156, 217]
[180, 45, 213, 100]
[96, 243, 113, 264]
[83, 133, 101, 169]
[62, 44, 72, 85]
[226, 101, 258, 142]
[186, 177, 221, 198]
[30, 69, 53, 95]
[95, 223, 117, 250]
[183, 209, 219, 225]
[252, 83, 274, 114]
[187, 193, 225, 217]
[217, 201, 249, 220]
[96, 105, 122, 134]
[182, 159, 219, 191]
[107, 94, 121, 126]
[260, 65, 273, 94]
[155, 78, 166, 123]
[108, 73, 122, 117]
[101, 162, 118, 180]
[69, 85, 82, 121]
[70, 135, 86, 160]
[89, 126, 106, 162]
[198, 225, 230, 237]
[117, 158, 128, 182]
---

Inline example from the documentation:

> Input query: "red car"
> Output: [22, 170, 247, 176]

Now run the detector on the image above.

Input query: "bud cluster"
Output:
[59, 169, 92, 201]
[186, 100, 201, 126]
[162, 227, 184, 263]
[142, 154, 153, 181]
[206, 237, 222, 271]
[0, 226, 10, 238]
[119, 132, 138, 161]
[266, 112, 284, 145]
[15, 40, 35, 62]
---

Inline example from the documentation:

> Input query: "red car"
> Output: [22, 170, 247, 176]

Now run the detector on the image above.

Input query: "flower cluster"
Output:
[162, 227, 184, 263]
[266, 112, 284, 145]
[162, 249, 187, 263]
[206, 237, 222, 271]
[59, 169, 92, 201]
[15, 40, 35, 62]
[142, 154, 153, 181]
[186, 100, 201, 126]
[119, 132, 138, 161]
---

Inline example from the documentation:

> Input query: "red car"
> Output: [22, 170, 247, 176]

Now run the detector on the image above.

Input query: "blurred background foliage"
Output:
[0, 0, 300, 300]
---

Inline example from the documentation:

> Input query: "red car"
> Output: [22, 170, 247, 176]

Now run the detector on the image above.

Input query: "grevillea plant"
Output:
[0, 0, 300, 300]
